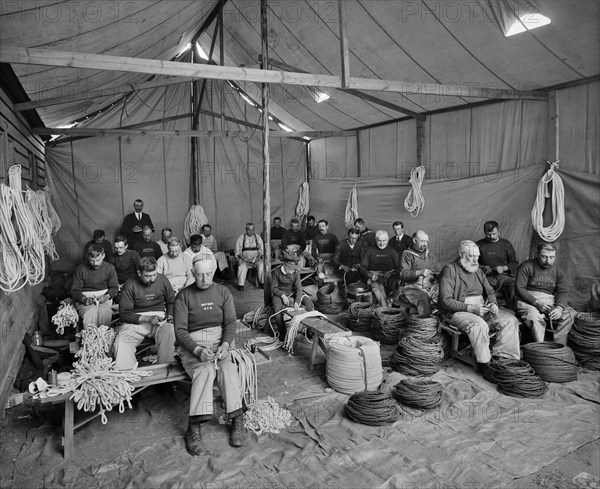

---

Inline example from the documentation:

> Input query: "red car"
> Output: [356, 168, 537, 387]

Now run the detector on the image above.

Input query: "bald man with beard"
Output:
[438, 240, 520, 383]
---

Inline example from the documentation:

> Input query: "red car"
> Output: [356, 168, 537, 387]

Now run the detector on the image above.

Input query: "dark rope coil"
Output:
[489, 358, 548, 398]
[315, 283, 345, 314]
[392, 336, 444, 376]
[522, 342, 578, 382]
[403, 315, 440, 341]
[371, 307, 408, 344]
[345, 390, 400, 426]
[392, 379, 443, 410]
[346, 302, 375, 332]
[568, 312, 600, 370]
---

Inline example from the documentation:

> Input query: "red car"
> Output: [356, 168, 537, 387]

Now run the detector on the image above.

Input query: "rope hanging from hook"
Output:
[404, 166, 426, 217]
[531, 160, 565, 242]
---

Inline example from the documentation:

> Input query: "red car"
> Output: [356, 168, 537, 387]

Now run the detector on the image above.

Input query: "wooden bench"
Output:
[439, 320, 499, 368]
[35, 363, 189, 459]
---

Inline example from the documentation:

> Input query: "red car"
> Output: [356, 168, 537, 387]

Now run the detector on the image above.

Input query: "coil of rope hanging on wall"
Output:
[183, 204, 208, 245]
[568, 313, 600, 370]
[346, 302, 375, 333]
[392, 379, 443, 410]
[316, 283, 345, 314]
[295, 181, 309, 222]
[522, 342, 578, 383]
[0, 182, 28, 293]
[371, 307, 408, 344]
[404, 166, 426, 217]
[489, 358, 548, 398]
[531, 160, 565, 242]
[326, 336, 383, 395]
[345, 391, 400, 426]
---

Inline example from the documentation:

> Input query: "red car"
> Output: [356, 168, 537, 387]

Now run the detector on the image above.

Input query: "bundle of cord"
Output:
[404, 166, 426, 217]
[347, 302, 375, 332]
[52, 299, 79, 335]
[345, 391, 400, 426]
[244, 396, 294, 435]
[43, 187, 62, 235]
[392, 336, 444, 376]
[522, 342, 578, 382]
[392, 379, 443, 410]
[282, 309, 326, 353]
[229, 348, 258, 405]
[242, 304, 274, 330]
[26, 188, 59, 260]
[183, 204, 208, 245]
[371, 307, 408, 344]
[316, 283, 345, 314]
[0, 183, 28, 293]
[326, 336, 383, 395]
[489, 359, 548, 398]
[568, 313, 600, 370]
[404, 315, 440, 341]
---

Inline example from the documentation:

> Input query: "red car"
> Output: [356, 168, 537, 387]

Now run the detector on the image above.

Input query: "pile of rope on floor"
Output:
[522, 342, 578, 383]
[345, 390, 400, 426]
[346, 302, 375, 333]
[371, 307, 407, 344]
[568, 312, 600, 370]
[326, 336, 382, 395]
[392, 315, 444, 376]
[315, 283, 345, 314]
[489, 357, 548, 398]
[392, 379, 443, 410]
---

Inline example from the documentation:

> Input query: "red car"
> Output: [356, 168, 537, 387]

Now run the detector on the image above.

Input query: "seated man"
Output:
[333, 227, 364, 285]
[390, 221, 412, 257]
[271, 251, 314, 337]
[120, 199, 154, 247]
[83, 229, 113, 264]
[113, 257, 175, 369]
[303, 215, 319, 244]
[515, 243, 575, 345]
[269, 216, 286, 260]
[201, 224, 233, 279]
[281, 218, 313, 268]
[156, 237, 194, 293]
[311, 220, 339, 280]
[354, 217, 377, 249]
[183, 234, 215, 267]
[175, 256, 247, 455]
[476, 221, 518, 308]
[133, 226, 163, 260]
[398, 230, 441, 317]
[438, 240, 520, 382]
[156, 227, 172, 255]
[71, 244, 119, 328]
[234, 222, 264, 291]
[113, 236, 140, 286]
[359, 230, 399, 306]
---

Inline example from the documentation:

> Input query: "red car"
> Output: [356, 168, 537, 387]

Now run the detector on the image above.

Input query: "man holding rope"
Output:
[175, 255, 246, 456]
[360, 230, 400, 307]
[333, 227, 364, 285]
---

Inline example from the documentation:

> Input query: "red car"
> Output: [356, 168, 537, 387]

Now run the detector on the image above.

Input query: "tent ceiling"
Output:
[0, 0, 598, 130]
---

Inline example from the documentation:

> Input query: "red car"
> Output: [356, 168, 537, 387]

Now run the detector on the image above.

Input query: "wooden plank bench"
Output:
[439, 320, 500, 369]
[35, 363, 189, 459]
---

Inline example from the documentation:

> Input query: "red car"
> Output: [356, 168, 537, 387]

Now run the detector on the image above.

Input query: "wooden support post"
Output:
[261, 0, 272, 305]
[219, 2, 225, 131]
[63, 398, 75, 459]
[338, 0, 350, 88]
[416, 118, 426, 167]
[547, 91, 559, 162]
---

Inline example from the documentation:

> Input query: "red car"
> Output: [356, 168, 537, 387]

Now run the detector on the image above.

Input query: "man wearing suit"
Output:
[120, 199, 154, 247]
[390, 221, 412, 256]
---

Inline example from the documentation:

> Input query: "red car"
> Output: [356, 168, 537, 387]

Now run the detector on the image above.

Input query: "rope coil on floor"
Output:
[404, 315, 440, 341]
[392, 336, 444, 376]
[404, 166, 426, 217]
[345, 391, 400, 426]
[371, 307, 408, 344]
[326, 336, 383, 395]
[568, 313, 600, 370]
[242, 304, 274, 330]
[316, 283, 345, 314]
[522, 342, 578, 383]
[392, 379, 443, 410]
[489, 359, 548, 398]
[347, 302, 375, 332]
[531, 160, 565, 242]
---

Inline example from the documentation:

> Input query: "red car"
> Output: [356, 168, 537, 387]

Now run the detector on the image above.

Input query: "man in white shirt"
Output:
[234, 222, 264, 291]
[201, 224, 232, 278]
[156, 237, 194, 293]
[156, 227, 172, 255]
[184, 234, 216, 268]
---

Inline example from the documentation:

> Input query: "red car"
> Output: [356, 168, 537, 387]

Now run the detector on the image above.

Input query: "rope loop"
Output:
[531, 160, 565, 242]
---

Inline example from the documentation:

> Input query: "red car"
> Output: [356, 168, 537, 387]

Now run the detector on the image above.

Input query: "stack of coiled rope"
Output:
[392, 379, 443, 410]
[347, 302, 375, 333]
[522, 342, 578, 382]
[489, 359, 548, 398]
[568, 313, 600, 370]
[316, 283, 345, 314]
[371, 307, 407, 344]
[392, 315, 444, 375]
[326, 336, 382, 395]
[345, 391, 400, 426]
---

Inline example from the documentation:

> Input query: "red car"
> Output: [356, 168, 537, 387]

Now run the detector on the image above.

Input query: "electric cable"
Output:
[522, 342, 578, 382]
[345, 391, 400, 426]
[489, 358, 548, 398]
[392, 379, 443, 410]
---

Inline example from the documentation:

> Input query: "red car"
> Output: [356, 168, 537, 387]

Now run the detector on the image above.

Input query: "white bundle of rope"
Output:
[229, 348, 258, 406]
[183, 204, 208, 245]
[344, 183, 359, 228]
[244, 396, 294, 435]
[25, 188, 59, 261]
[43, 186, 62, 235]
[326, 336, 383, 395]
[282, 309, 326, 353]
[295, 181, 309, 221]
[52, 299, 79, 335]
[404, 166, 426, 217]
[0, 183, 28, 293]
[531, 161, 565, 242]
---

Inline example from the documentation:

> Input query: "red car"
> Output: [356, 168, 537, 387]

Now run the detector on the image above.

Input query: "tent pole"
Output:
[190, 50, 199, 205]
[261, 0, 272, 305]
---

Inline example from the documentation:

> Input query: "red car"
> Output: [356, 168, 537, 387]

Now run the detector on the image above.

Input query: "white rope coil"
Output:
[531, 161, 565, 242]
[0, 182, 28, 293]
[326, 336, 383, 395]
[183, 204, 208, 245]
[344, 183, 359, 228]
[295, 181, 310, 221]
[230, 348, 258, 405]
[404, 166, 426, 217]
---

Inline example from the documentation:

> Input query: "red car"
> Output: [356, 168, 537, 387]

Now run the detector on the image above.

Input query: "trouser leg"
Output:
[516, 300, 546, 342]
[155, 321, 176, 364]
[551, 306, 576, 345]
[113, 322, 147, 369]
[237, 262, 249, 286]
[255, 260, 264, 284]
[448, 312, 491, 363]
[272, 295, 286, 336]
[216, 356, 244, 418]
[371, 282, 387, 306]
[180, 348, 217, 418]
[490, 309, 520, 359]
[97, 300, 114, 326]
[401, 287, 431, 317]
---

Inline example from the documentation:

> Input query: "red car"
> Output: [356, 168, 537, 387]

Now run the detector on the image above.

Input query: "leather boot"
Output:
[477, 362, 497, 384]
[185, 420, 207, 456]
[230, 414, 247, 447]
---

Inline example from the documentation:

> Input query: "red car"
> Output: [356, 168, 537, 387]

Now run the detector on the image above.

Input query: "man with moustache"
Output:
[234, 222, 264, 291]
[438, 240, 520, 382]
[156, 237, 194, 293]
[281, 218, 313, 268]
[514, 243, 575, 345]
[360, 230, 400, 306]
[311, 219, 339, 280]
[333, 227, 364, 284]
[133, 226, 163, 260]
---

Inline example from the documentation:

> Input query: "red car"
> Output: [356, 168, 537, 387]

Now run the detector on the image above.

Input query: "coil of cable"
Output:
[347, 302, 375, 333]
[316, 283, 345, 314]
[371, 307, 408, 344]
[392, 336, 444, 376]
[522, 342, 578, 383]
[568, 313, 600, 370]
[326, 336, 383, 395]
[345, 391, 400, 426]
[489, 359, 548, 398]
[392, 379, 443, 410]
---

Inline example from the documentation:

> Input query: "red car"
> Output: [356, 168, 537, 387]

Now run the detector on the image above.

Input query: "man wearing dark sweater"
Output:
[333, 227, 364, 284]
[82, 229, 113, 264]
[439, 240, 520, 382]
[476, 221, 518, 308]
[71, 245, 119, 328]
[269, 217, 286, 260]
[303, 215, 319, 242]
[113, 257, 175, 369]
[281, 218, 314, 268]
[354, 217, 377, 249]
[174, 256, 246, 455]
[360, 230, 399, 306]
[113, 236, 141, 285]
[515, 243, 576, 344]
[120, 199, 154, 247]
[133, 226, 163, 260]
[311, 220, 339, 280]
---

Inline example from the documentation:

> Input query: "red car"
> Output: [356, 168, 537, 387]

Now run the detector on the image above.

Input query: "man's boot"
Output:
[230, 414, 247, 447]
[477, 362, 497, 384]
[185, 419, 207, 456]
